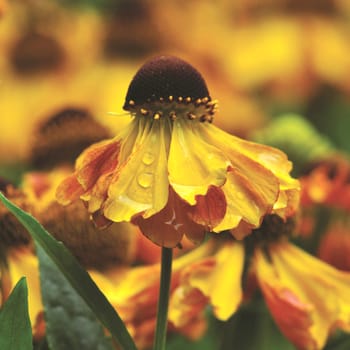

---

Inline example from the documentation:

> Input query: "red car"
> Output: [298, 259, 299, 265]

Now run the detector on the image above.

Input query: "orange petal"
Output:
[75, 138, 121, 190]
[55, 173, 85, 205]
[255, 242, 350, 350]
[189, 186, 226, 230]
[133, 189, 206, 248]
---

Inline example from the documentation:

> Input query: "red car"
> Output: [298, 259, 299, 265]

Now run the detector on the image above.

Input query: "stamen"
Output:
[140, 108, 149, 116]
[187, 112, 196, 120]
[195, 98, 202, 106]
[153, 112, 161, 120]
[206, 99, 218, 106]
[169, 111, 177, 120]
[168, 95, 174, 102]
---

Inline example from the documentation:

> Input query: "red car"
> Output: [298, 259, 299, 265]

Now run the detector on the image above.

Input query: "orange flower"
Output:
[301, 155, 350, 211]
[57, 55, 299, 247]
[318, 221, 350, 271]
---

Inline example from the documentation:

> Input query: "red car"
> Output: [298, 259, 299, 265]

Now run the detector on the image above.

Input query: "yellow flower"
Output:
[167, 210, 350, 349]
[57, 55, 299, 247]
[92, 240, 215, 349]
[169, 240, 244, 324]
[255, 241, 350, 350]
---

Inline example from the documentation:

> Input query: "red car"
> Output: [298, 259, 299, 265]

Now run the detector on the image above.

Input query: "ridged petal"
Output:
[255, 242, 350, 350]
[168, 119, 229, 205]
[189, 186, 227, 230]
[75, 138, 121, 190]
[103, 119, 170, 222]
[170, 242, 244, 323]
[215, 166, 275, 231]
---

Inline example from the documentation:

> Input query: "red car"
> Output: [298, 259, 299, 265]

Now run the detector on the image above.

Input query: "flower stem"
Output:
[154, 247, 173, 350]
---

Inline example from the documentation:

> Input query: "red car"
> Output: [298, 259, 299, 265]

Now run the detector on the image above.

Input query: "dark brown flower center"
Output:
[123, 55, 217, 122]
[10, 32, 65, 75]
[29, 108, 111, 169]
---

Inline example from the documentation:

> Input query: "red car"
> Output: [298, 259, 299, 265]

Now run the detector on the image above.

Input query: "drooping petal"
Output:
[133, 188, 206, 248]
[255, 242, 350, 350]
[55, 173, 85, 205]
[170, 242, 244, 323]
[55, 138, 121, 207]
[199, 122, 300, 218]
[103, 118, 170, 222]
[168, 118, 229, 205]
[169, 285, 209, 328]
[75, 138, 121, 190]
[215, 167, 274, 231]
[189, 186, 227, 230]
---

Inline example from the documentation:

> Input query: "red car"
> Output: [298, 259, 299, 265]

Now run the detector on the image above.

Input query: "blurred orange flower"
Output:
[301, 155, 350, 211]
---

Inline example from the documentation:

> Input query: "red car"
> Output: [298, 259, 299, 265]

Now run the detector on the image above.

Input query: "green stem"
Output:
[154, 247, 173, 350]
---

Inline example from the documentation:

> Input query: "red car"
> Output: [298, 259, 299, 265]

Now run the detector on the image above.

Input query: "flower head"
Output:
[57, 55, 299, 247]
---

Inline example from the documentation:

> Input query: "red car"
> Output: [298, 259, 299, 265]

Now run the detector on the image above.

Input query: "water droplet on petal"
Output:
[137, 172, 153, 188]
[142, 152, 155, 165]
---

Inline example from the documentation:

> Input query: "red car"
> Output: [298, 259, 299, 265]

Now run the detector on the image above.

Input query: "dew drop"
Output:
[137, 172, 153, 188]
[142, 152, 155, 165]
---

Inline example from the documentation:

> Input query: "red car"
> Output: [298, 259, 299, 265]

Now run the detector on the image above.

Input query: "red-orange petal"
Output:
[189, 186, 227, 230]
[56, 174, 85, 205]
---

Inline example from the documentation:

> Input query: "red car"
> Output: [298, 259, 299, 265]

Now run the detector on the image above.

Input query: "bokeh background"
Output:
[1, 0, 350, 349]
[2, 0, 350, 174]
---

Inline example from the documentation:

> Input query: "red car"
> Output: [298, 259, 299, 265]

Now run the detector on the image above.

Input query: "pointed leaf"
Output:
[0, 192, 137, 350]
[0, 277, 33, 350]
[37, 246, 114, 350]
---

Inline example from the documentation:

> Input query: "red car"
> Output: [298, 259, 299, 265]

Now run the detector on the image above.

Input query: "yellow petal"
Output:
[168, 118, 229, 205]
[255, 242, 350, 350]
[6, 248, 42, 327]
[103, 118, 170, 221]
[170, 241, 244, 324]
[215, 166, 274, 231]
[200, 122, 301, 222]
[187, 242, 244, 320]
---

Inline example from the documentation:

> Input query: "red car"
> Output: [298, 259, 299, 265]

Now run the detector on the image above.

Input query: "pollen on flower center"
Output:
[123, 55, 218, 122]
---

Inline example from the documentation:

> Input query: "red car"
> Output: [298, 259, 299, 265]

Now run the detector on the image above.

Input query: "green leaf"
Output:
[0, 192, 137, 350]
[0, 277, 33, 350]
[324, 331, 350, 350]
[37, 246, 114, 350]
[219, 298, 295, 350]
[167, 311, 221, 350]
